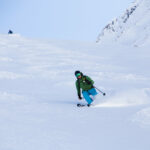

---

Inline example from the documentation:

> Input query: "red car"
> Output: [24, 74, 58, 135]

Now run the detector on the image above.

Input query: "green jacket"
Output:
[75, 75, 94, 97]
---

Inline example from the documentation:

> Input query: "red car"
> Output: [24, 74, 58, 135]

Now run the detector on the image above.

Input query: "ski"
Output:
[77, 103, 86, 107]
[77, 103, 93, 107]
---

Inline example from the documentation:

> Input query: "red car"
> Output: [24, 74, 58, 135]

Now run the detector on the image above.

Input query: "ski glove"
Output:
[78, 94, 82, 100]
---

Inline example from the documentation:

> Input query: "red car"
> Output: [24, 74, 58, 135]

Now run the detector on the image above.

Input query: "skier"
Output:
[75, 70, 98, 107]
[8, 30, 13, 34]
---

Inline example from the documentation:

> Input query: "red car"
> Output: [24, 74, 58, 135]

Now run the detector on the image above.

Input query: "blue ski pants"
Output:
[82, 88, 98, 104]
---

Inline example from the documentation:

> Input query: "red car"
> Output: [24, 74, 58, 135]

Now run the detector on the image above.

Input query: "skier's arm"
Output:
[75, 81, 82, 99]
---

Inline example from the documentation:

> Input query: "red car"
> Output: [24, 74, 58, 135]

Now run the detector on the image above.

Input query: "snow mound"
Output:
[133, 107, 150, 126]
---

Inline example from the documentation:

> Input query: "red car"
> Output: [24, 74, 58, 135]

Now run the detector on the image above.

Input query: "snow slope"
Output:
[0, 34, 150, 150]
[97, 0, 150, 47]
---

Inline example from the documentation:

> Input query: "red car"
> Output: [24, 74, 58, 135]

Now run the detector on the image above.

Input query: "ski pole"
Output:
[94, 86, 106, 96]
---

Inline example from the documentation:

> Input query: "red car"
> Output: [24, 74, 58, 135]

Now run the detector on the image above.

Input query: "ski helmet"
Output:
[74, 70, 81, 76]
[74, 70, 83, 78]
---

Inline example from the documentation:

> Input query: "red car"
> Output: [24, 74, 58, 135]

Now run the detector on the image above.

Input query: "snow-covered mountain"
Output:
[97, 0, 150, 46]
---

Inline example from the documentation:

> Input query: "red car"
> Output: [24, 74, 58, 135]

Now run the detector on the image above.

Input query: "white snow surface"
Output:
[0, 34, 150, 150]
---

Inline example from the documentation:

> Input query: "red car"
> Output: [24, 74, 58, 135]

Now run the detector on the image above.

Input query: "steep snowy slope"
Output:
[0, 34, 150, 150]
[97, 0, 150, 47]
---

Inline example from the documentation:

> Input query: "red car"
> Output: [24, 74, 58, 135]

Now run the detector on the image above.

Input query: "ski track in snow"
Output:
[0, 34, 150, 150]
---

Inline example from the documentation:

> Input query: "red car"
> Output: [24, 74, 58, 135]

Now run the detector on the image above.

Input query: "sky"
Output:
[0, 0, 134, 41]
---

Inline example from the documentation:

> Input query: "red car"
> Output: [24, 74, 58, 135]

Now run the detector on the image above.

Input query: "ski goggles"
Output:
[76, 73, 81, 77]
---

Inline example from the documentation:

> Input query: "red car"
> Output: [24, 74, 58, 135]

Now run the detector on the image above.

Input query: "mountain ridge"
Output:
[97, 0, 150, 47]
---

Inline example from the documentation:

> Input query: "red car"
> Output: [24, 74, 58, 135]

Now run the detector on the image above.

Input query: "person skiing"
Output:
[8, 30, 13, 34]
[75, 70, 98, 107]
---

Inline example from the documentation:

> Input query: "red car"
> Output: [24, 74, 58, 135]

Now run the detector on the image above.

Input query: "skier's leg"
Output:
[82, 91, 93, 104]
[88, 88, 98, 96]
[88, 88, 98, 100]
